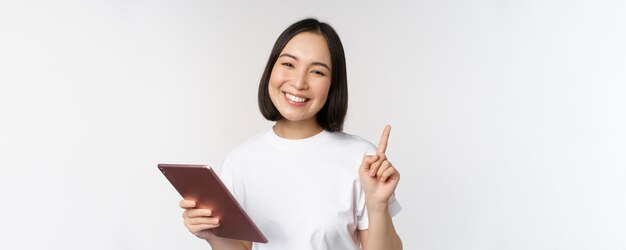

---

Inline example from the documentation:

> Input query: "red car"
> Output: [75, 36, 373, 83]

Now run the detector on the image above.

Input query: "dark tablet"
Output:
[158, 164, 268, 243]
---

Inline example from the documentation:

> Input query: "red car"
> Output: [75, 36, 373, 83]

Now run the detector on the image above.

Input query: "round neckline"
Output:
[265, 128, 332, 151]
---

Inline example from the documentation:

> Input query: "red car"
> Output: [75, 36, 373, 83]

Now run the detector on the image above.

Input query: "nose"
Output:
[289, 69, 308, 90]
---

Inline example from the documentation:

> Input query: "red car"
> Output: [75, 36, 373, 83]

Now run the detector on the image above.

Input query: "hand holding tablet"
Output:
[179, 199, 221, 240]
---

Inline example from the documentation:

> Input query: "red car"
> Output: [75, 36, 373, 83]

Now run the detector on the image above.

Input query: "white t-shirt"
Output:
[221, 129, 401, 250]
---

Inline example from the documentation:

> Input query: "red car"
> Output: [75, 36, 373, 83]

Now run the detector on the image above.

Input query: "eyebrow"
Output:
[279, 53, 331, 71]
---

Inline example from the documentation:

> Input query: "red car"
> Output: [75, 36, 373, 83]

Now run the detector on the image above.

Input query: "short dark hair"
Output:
[258, 18, 348, 132]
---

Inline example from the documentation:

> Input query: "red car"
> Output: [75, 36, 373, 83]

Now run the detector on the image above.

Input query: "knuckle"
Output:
[370, 163, 378, 169]
[379, 163, 389, 170]
[371, 164, 380, 171]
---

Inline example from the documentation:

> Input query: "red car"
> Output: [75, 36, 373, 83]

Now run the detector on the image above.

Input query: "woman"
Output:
[179, 18, 402, 250]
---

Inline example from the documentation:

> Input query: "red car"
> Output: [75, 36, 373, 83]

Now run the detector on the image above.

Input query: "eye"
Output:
[281, 62, 294, 68]
[311, 70, 326, 76]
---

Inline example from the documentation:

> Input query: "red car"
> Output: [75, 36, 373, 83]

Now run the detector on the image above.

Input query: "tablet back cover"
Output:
[158, 164, 268, 243]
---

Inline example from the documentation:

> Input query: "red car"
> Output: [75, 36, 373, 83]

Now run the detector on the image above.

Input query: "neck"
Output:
[273, 118, 324, 139]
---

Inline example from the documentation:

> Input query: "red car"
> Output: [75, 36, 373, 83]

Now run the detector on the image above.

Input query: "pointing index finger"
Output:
[377, 125, 391, 153]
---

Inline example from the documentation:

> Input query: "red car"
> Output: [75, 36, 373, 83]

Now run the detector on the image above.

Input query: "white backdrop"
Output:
[1, 0, 625, 249]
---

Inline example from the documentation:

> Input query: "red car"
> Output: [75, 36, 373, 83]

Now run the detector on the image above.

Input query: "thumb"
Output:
[359, 154, 379, 172]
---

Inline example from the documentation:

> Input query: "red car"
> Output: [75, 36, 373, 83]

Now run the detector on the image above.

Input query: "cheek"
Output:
[268, 68, 285, 104]
[314, 81, 332, 102]
[269, 67, 288, 88]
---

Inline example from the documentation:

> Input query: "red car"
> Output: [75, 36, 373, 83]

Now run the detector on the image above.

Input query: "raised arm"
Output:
[358, 125, 402, 250]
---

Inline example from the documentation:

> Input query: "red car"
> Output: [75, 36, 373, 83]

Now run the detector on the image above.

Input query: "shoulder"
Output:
[224, 130, 268, 160]
[326, 131, 377, 155]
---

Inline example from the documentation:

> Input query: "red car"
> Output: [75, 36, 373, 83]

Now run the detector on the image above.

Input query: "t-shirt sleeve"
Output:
[356, 191, 402, 230]
[220, 153, 236, 195]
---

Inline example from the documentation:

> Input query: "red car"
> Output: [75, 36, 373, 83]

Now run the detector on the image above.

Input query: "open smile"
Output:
[284, 92, 309, 103]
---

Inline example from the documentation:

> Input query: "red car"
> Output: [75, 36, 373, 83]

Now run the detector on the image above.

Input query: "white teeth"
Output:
[285, 92, 307, 103]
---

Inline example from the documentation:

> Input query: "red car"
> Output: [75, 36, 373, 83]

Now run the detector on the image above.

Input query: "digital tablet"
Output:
[158, 164, 268, 243]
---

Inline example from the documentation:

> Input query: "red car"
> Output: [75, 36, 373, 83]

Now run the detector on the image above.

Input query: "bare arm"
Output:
[358, 125, 403, 250]
[358, 204, 402, 250]
[205, 237, 251, 250]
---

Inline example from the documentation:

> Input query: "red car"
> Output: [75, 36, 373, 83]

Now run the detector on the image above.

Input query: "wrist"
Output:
[204, 234, 219, 244]
[365, 199, 389, 213]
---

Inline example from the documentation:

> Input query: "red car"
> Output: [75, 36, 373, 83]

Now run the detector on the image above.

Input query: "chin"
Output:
[280, 115, 306, 122]
[278, 113, 313, 123]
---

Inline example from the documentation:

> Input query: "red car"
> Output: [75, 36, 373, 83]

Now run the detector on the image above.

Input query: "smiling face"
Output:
[268, 31, 333, 125]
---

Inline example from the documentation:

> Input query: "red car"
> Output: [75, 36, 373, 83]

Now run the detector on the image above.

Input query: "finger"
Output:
[189, 209, 213, 218]
[368, 154, 386, 177]
[184, 209, 213, 218]
[189, 224, 220, 234]
[376, 160, 392, 178]
[187, 217, 220, 226]
[359, 154, 379, 172]
[377, 125, 392, 154]
[379, 166, 399, 183]
[179, 199, 196, 209]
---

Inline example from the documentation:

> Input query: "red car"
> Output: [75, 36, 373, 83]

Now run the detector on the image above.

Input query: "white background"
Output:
[1, 0, 625, 249]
